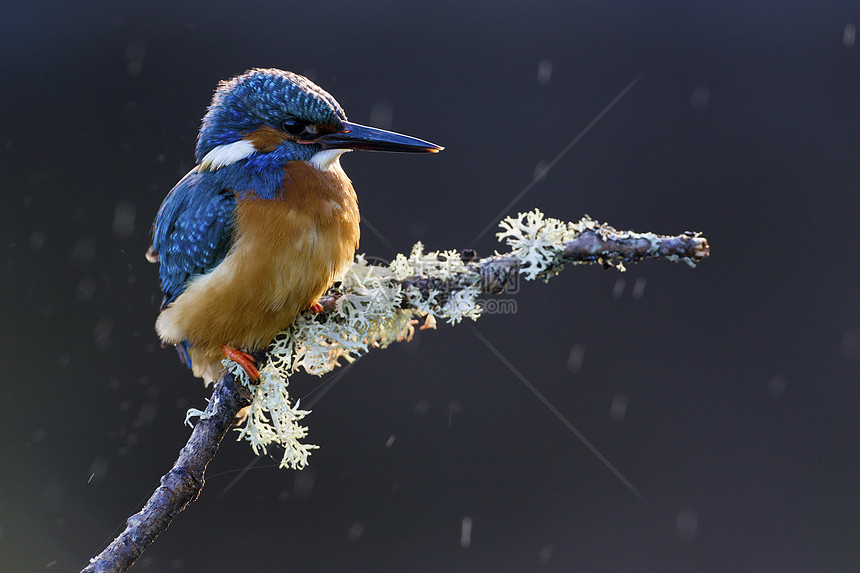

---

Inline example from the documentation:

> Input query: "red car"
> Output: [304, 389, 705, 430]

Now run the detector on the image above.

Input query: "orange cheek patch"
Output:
[243, 126, 289, 152]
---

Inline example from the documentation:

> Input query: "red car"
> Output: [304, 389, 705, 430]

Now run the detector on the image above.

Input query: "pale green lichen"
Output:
[496, 209, 600, 280]
[215, 213, 605, 467]
[221, 245, 485, 469]
[396, 247, 482, 324]
[231, 361, 317, 470]
[184, 396, 217, 428]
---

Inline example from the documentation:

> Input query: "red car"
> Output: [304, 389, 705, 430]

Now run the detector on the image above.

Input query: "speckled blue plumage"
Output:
[151, 169, 236, 308]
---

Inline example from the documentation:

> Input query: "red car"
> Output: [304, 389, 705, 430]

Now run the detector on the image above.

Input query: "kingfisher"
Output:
[147, 68, 442, 384]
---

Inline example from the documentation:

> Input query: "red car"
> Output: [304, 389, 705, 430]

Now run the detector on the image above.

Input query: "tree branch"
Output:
[82, 374, 253, 573]
[561, 226, 709, 266]
[82, 216, 709, 572]
[316, 224, 710, 311]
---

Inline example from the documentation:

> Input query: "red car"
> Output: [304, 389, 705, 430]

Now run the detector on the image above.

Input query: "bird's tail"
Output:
[176, 340, 193, 370]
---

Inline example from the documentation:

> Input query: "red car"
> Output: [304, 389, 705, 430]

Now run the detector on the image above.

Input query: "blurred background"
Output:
[2, 1, 859, 571]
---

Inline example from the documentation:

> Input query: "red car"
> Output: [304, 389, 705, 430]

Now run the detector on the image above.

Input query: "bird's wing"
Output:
[149, 168, 237, 308]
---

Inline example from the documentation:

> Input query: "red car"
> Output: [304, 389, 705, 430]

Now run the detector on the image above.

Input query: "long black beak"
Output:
[315, 121, 443, 153]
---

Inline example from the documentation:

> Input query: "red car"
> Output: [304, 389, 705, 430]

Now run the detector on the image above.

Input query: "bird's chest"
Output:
[228, 161, 360, 311]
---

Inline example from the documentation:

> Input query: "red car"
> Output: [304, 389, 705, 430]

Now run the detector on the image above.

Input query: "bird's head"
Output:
[195, 68, 442, 174]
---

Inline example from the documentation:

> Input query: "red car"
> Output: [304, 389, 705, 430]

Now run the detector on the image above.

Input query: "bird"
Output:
[147, 68, 442, 384]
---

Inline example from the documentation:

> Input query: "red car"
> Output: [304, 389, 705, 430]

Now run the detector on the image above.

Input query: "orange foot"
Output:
[309, 301, 324, 314]
[220, 344, 260, 382]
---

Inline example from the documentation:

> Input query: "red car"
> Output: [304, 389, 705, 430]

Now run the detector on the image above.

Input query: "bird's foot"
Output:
[220, 345, 260, 382]
[309, 301, 324, 314]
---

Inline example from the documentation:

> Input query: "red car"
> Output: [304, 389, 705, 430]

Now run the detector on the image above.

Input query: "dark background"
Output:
[3, 1, 859, 571]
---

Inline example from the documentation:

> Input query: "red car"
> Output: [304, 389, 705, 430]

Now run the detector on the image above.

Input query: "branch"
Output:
[315, 219, 710, 311]
[82, 374, 253, 573]
[83, 211, 709, 571]
[561, 225, 709, 266]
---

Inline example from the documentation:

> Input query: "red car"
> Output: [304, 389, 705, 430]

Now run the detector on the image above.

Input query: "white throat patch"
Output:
[198, 140, 257, 172]
[308, 149, 349, 171]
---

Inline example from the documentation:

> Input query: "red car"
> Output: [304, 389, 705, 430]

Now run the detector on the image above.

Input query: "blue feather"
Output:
[150, 169, 236, 307]
[207, 158, 289, 201]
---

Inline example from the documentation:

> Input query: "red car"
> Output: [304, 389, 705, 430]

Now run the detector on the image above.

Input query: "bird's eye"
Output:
[282, 118, 307, 136]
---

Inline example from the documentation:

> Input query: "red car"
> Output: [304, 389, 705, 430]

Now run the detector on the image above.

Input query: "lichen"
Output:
[223, 245, 485, 468]
[230, 361, 317, 470]
[211, 209, 660, 469]
[496, 209, 591, 280]
[184, 395, 217, 427]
